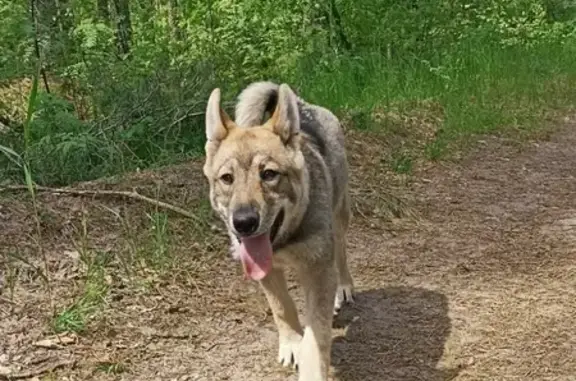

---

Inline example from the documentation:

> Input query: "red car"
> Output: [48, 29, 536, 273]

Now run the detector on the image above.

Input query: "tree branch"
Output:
[1, 185, 205, 224]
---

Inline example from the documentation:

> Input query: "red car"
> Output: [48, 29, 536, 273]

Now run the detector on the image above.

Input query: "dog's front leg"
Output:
[297, 263, 337, 381]
[259, 268, 303, 367]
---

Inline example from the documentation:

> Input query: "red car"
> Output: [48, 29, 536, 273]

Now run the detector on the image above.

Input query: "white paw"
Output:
[278, 332, 302, 368]
[297, 328, 326, 381]
[333, 284, 354, 315]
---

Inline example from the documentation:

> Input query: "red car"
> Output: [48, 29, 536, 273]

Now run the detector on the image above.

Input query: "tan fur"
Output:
[202, 82, 355, 381]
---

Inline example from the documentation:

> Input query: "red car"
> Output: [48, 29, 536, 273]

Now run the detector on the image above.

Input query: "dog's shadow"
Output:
[331, 287, 460, 381]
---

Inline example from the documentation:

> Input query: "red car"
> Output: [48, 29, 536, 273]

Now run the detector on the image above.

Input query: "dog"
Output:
[202, 81, 355, 381]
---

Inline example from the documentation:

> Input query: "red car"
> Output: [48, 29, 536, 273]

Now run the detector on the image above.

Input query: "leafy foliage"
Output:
[0, 0, 575, 185]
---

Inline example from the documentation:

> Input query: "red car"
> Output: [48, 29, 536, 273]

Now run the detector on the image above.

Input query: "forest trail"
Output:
[1, 119, 575, 380]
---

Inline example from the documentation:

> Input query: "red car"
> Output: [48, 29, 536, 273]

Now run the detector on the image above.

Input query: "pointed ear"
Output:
[205, 88, 235, 142]
[266, 84, 300, 145]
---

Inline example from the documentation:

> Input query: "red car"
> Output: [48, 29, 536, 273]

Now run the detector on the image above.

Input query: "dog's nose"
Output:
[232, 206, 260, 236]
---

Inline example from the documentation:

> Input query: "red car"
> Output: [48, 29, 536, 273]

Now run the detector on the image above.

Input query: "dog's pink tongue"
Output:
[237, 234, 273, 281]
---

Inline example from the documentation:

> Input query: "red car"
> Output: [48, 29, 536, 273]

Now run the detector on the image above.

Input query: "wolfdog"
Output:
[202, 81, 355, 380]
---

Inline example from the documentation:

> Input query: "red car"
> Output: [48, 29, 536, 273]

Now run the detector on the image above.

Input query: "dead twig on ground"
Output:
[0, 296, 18, 306]
[0, 360, 74, 380]
[0, 185, 204, 224]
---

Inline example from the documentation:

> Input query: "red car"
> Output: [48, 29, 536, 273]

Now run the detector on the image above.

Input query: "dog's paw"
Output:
[297, 330, 327, 381]
[333, 284, 354, 315]
[278, 332, 302, 368]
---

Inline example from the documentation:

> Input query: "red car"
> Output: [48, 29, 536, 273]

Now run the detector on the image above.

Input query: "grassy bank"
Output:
[294, 40, 576, 159]
[2, 41, 576, 185]
[1, 1, 576, 185]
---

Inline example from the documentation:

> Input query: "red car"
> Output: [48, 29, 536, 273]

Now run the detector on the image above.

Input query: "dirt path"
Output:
[1, 120, 575, 380]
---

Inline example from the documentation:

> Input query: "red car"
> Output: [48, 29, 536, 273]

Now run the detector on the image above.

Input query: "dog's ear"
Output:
[205, 88, 235, 143]
[266, 84, 300, 146]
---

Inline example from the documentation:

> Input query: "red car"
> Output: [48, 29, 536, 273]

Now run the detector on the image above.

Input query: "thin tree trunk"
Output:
[168, 0, 184, 41]
[30, 0, 51, 93]
[53, 0, 64, 32]
[113, 0, 132, 55]
[97, 0, 110, 23]
[327, 0, 351, 51]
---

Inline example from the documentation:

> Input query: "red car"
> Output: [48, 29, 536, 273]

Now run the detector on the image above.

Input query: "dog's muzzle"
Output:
[232, 206, 260, 236]
[233, 209, 284, 243]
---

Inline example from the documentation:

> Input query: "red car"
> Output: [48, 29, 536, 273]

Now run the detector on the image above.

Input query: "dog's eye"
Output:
[220, 174, 234, 185]
[260, 169, 279, 182]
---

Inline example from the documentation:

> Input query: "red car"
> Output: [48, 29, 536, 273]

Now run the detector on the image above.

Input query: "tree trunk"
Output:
[113, 0, 132, 55]
[327, 0, 351, 51]
[97, 0, 110, 23]
[30, 0, 51, 93]
[168, 0, 184, 41]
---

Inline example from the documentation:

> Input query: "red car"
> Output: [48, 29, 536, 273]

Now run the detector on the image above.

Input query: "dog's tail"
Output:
[234, 81, 280, 127]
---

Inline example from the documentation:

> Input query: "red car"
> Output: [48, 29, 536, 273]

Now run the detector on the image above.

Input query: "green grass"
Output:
[143, 211, 172, 270]
[2, 38, 576, 186]
[53, 221, 112, 334]
[53, 305, 88, 333]
[293, 40, 576, 159]
[95, 361, 128, 374]
[390, 151, 414, 174]
[52, 254, 110, 333]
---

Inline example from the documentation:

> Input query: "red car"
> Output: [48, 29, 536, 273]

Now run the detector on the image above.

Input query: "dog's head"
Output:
[202, 84, 307, 246]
